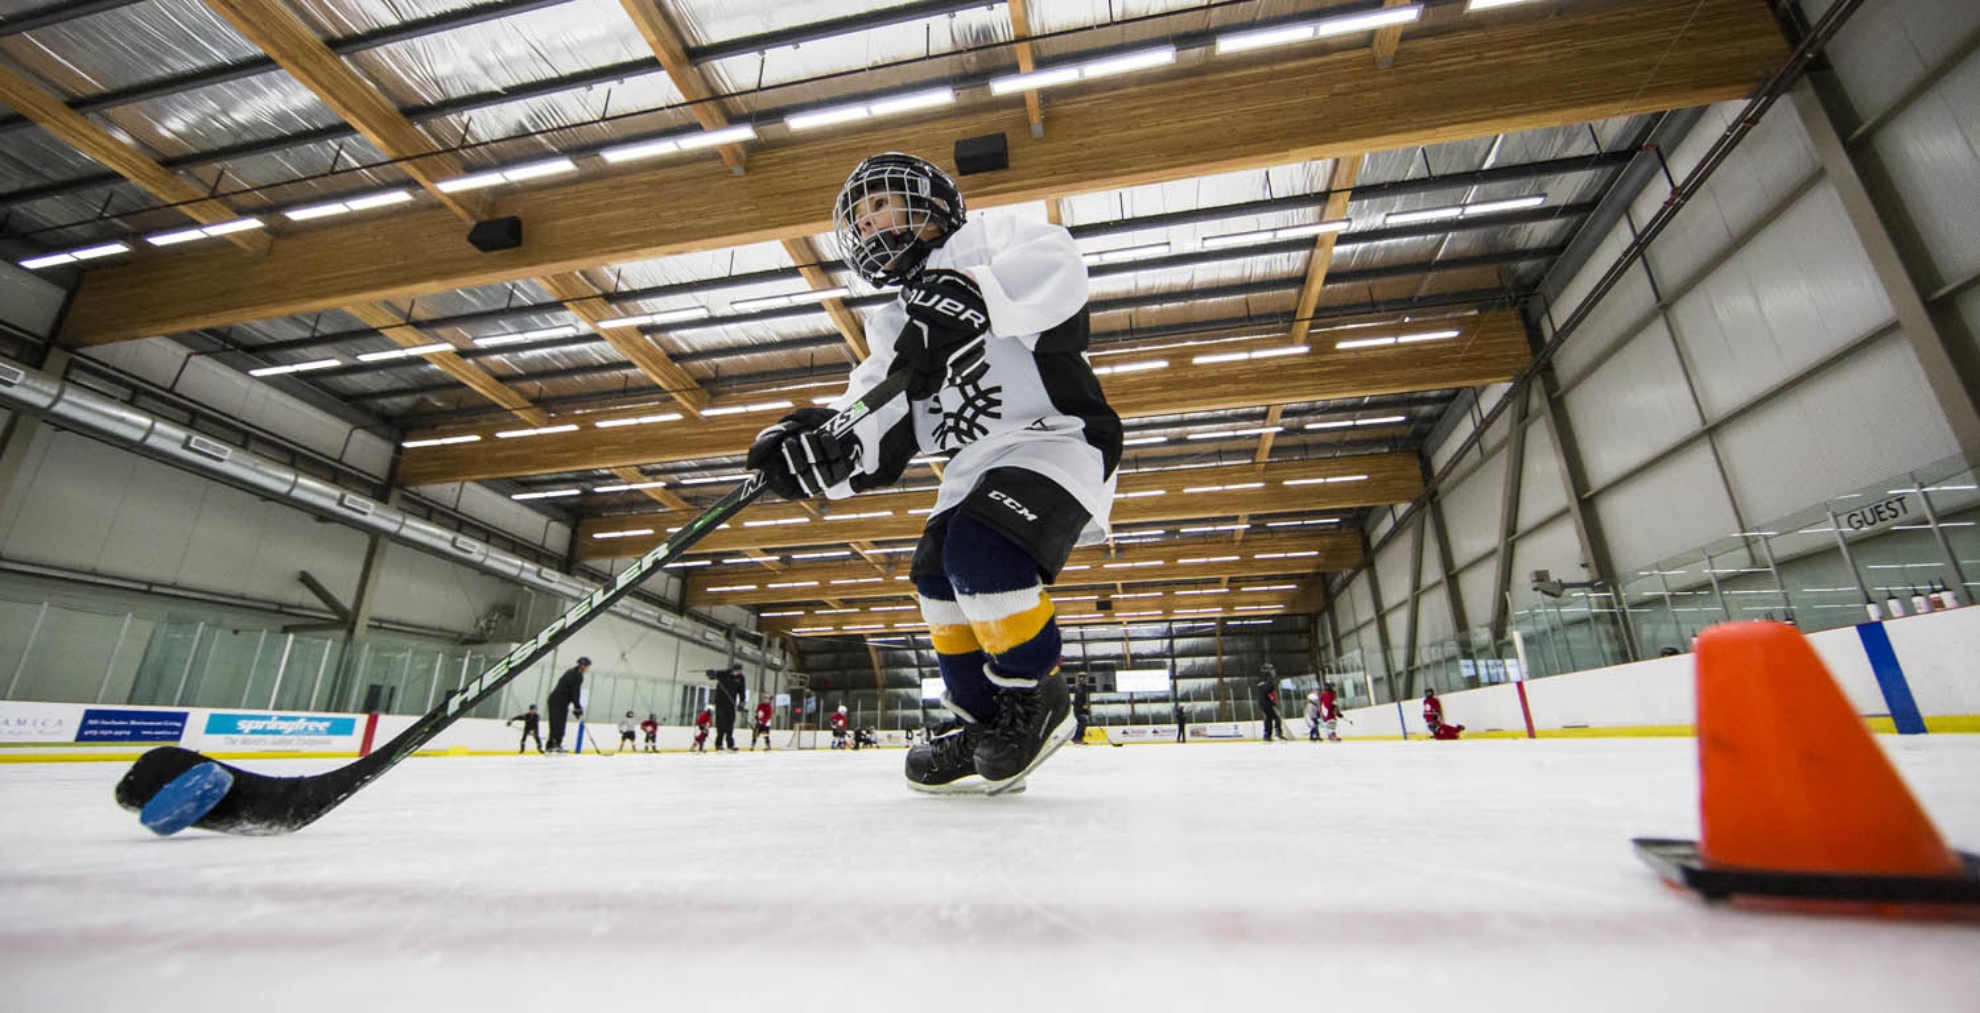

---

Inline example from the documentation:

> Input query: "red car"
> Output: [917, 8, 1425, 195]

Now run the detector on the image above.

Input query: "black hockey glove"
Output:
[897, 269, 991, 398]
[746, 407, 853, 501]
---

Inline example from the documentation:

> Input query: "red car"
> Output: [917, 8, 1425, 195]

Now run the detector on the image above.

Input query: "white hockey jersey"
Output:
[826, 214, 1121, 546]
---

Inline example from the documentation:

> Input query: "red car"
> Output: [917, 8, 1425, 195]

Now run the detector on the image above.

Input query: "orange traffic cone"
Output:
[1633, 620, 1978, 911]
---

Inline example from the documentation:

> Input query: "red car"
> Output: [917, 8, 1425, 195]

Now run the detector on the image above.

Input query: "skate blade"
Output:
[906, 777, 1024, 797]
[983, 709, 1078, 797]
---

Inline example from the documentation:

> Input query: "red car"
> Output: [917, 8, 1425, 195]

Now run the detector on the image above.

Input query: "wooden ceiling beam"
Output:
[689, 531, 1358, 607]
[537, 271, 710, 413]
[579, 453, 1419, 558]
[1007, 0, 1046, 138]
[397, 310, 1526, 485]
[341, 303, 547, 424]
[765, 587, 1308, 635]
[616, 0, 750, 172]
[201, 0, 483, 222]
[780, 237, 869, 360]
[0, 63, 269, 254]
[60, 0, 1785, 345]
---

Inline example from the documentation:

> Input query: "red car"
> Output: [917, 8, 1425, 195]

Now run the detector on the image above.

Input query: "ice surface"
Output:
[2, 737, 1977, 1011]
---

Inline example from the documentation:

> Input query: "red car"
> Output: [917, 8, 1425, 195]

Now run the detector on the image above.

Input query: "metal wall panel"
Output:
[1591, 441, 1742, 575]
[1347, 577, 1376, 636]
[1562, 317, 1702, 488]
[1439, 445, 1508, 569]
[0, 263, 64, 338]
[1506, 515, 1585, 612]
[1552, 221, 1654, 385]
[1715, 329, 1960, 522]
[1517, 412, 1571, 531]
[1814, 0, 1980, 126]
[1637, 103, 1819, 289]
[1865, 54, 1980, 287]
[1455, 558, 1496, 629]
[1668, 182, 1896, 419]
[1415, 585, 1455, 646]
[1374, 529, 1415, 612]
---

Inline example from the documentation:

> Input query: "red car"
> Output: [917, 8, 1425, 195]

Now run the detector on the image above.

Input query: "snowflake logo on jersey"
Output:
[934, 373, 1002, 445]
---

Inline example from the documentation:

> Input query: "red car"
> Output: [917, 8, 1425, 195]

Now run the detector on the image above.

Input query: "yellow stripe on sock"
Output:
[969, 593, 1056, 655]
[929, 622, 981, 656]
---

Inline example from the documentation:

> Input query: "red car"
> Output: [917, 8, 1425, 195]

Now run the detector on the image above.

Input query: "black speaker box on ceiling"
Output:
[954, 133, 1009, 176]
[467, 216, 524, 252]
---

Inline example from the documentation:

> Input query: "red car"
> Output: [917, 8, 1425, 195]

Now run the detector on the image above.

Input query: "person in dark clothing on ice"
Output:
[1257, 663, 1285, 742]
[708, 663, 746, 752]
[507, 704, 543, 754]
[544, 657, 589, 753]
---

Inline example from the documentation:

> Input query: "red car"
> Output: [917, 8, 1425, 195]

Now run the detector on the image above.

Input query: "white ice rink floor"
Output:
[2, 736, 1977, 1012]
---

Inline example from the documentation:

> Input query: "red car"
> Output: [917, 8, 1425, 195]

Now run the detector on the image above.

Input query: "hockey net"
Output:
[782, 723, 822, 751]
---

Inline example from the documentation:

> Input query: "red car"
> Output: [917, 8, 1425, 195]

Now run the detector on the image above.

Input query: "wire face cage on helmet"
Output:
[832, 153, 967, 287]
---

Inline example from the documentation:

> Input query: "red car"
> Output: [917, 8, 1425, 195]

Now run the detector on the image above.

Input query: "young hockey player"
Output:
[640, 713, 659, 753]
[1319, 684, 1342, 742]
[751, 699, 774, 751]
[829, 704, 849, 749]
[747, 153, 1119, 795]
[692, 705, 712, 753]
[617, 711, 638, 751]
[507, 704, 543, 754]
[1424, 688, 1464, 740]
[1305, 692, 1323, 743]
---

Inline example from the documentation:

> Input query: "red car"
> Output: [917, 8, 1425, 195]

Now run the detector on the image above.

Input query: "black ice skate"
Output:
[905, 696, 1023, 795]
[974, 668, 1075, 795]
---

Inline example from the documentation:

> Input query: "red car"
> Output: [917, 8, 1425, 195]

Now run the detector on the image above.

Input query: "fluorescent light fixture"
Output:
[1466, 0, 1545, 9]
[767, 581, 819, 589]
[1267, 518, 1342, 527]
[594, 305, 712, 329]
[702, 400, 793, 418]
[761, 610, 805, 618]
[678, 473, 751, 486]
[1241, 584, 1298, 592]
[1092, 359, 1169, 377]
[1117, 489, 1168, 498]
[146, 217, 265, 246]
[1307, 414, 1407, 429]
[592, 480, 667, 493]
[401, 434, 481, 449]
[1255, 550, 1320, 560]
[601, 124, 757, 165]
[591, 528, 655, 539]
[791, 550, 851, 560]
[1215, 22, 1318, 54]
[1386, 195, 1546, 226]
[664, 559, 710, 568]
[20, 252, 79, 269]
[1336, 329, 1460, 350]
[494, 424, 579, 439]
[510, 488, 580, 500]
[1082, 242, 1171, 265]
[72, 242, 129, 261]
[1184, 482, 1265, 493]
[708, 585, 758, 593]
[436, 158, 574, 193]
[1383, 206, 1465, 226]
[1464, 195, 1547, 215]
[1121, 435, 1170, 447]
[355, 342, 452, 362]
[676, 124, 757, 151]
[1180, 525, 1249, 533]
[1283, 474, 1369, 486]
[474, 325, 581, 347]
[1179, 556, 1240, 565]
[499, 157, 575, 182]
[733, 288, 851, 313]
[595, 412, 682, 429]
[285, 189, 414, 219]
[247, 358, 341, 377]
[1185, 427, 1282, 441]
[1192, 346, 1310, 365]
[786, 88, 954, 131]
[1316, 4, 1423, 37]
[742, 516, 810, 527]
[990, 46, 1173, 95]
[1201, 219, 1350, 249]
[345, 190, 415, 211]
[826, 510, 894, 521]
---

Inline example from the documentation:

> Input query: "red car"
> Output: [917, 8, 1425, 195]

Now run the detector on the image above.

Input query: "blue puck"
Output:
[139, 762, 234, 837]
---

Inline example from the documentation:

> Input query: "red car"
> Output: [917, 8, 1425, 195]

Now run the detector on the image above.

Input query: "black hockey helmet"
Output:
[833, 152, 967, 287]
[577, 656, 592, 666]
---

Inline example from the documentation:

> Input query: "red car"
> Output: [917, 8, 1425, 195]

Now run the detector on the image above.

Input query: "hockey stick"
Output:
[114, 369, 911, 835]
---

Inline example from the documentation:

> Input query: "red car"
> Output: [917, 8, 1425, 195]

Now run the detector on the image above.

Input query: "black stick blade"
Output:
[115, 746, 368, 836]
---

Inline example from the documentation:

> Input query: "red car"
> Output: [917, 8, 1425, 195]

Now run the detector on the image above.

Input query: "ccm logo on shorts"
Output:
[988, 490, 1038, 522]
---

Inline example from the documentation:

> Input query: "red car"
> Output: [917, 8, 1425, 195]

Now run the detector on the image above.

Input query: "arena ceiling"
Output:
[0, 0, 1787, 659]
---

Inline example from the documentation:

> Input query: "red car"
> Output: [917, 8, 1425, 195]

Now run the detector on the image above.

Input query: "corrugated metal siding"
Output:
[1516, 412, 1569, 531]
[1636, 102, 1820, 290]
[1439, 444, 1506, 568]
[1591, 441, 1740, 575]
[1666, 181, 1896, 419]
[1561, 317, 1701, 488]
